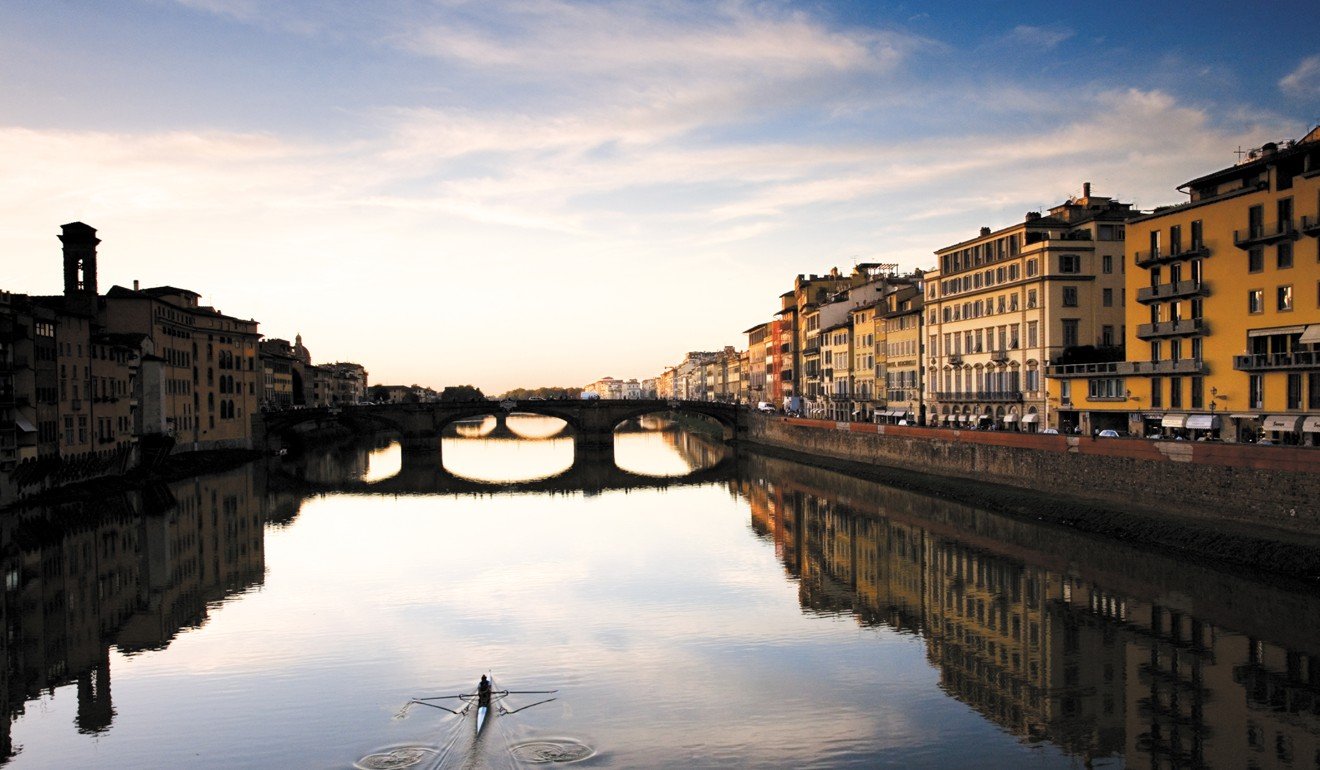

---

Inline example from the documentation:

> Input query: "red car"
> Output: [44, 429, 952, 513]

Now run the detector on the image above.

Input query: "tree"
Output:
[440, 384, 486, 401]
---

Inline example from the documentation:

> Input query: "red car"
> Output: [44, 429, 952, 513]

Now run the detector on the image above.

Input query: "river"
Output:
[1, 414, 1316, 768]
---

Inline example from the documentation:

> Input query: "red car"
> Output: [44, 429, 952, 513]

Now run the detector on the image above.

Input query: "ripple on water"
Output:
[356, 746, 439, 769]
[509, 738, 595, 764]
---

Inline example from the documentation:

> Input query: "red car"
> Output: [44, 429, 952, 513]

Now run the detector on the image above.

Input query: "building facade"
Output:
[1049, 128, 1320, 443]
[926, 187, 1138, 431]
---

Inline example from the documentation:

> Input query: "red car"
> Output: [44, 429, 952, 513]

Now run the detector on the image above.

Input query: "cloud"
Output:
[1280, 54, 1320, 98]
[999, 24, 1074, 50]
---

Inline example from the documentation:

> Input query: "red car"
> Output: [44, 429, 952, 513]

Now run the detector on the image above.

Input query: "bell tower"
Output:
[59, 221, 100, 315]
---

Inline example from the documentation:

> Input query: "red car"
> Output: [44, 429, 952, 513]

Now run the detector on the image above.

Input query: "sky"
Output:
[3, 1, 1319, 394]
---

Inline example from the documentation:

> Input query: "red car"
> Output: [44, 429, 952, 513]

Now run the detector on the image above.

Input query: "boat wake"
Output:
[508, 739, 594, 764]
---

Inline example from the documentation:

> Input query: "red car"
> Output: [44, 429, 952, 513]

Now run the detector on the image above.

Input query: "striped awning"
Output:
[1161, 414, 1187, 428]
[1263, 414, 1303, 432]
[1021, 413, 1040, 424]
[1303, 416, 1320, 434]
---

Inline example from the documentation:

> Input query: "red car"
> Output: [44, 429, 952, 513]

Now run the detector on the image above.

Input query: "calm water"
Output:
[2, 415, 1317, 769]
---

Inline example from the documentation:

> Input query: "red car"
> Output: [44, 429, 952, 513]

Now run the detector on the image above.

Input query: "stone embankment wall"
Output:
[745, 416, 1320, 538]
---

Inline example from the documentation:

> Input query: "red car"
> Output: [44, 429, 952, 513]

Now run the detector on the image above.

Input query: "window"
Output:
[1151, 377, 1163, 408]
[1149, 230, 1161, 258]
[1102, 325, 1114, 346]
[1278, 241, 1293, 269]
[1063, 286, 1078, 306]
[1026, 259, 1038, 277]
[1191, 376, 1204, 409]
[1310, 373, 1320, 409]
[1169, 377, 1182, 408]
[1190, 220, 1203, 249]
[1249, 289, 1264, 314]
[1060, 254, 1081, 273]
[1249, 374, 1263, 409]
[1170, 339, 1182, 362]
[1248, 204, 1263, 238]
[1249, 247, 1264, 272]
[1062, 319, 1079, 348]
[1150, 341, 1161, 363]
[1287, 373, 1302, 410]
[1027, 321, 1038, 348]
[1088, 378, 1125, 400]
[1102, 254, 1113, 274]
[1278, 285, 1293, 311]
[1102, 288, 1113, 307]
[1027, 289, 1038, 308]
[1170, 224, 1182, 255]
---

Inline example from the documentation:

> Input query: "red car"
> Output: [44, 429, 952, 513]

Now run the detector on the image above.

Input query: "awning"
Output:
[1161, 414, 1187, 428]
[958, 415, 969, 423]
[1302, 416, 1320, 434]
[1185, 414, 1220, 430]
[14, 415, 36, 433]
[1263, 414, 1303, 432]
[1229, 413, 1260, 420]
[1249, 325, 1304, 337]
[1021, 413, 1040, 424]
[1301, 325, 1320, 344]
[1002, 413, 1019, 423]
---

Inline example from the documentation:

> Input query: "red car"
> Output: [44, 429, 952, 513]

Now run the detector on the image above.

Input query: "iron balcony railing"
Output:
[1135, 280, 1210, 304]
[1234, 220, 1297, 249]
[1234, 350, 1319, 371]
[1047, 359, 1206, 378]
[1136, 318, 1207, 339]
[934, 390, 1024, 403]
[1133, 245, 1210, 268]
[1302, 215, 1320, 237]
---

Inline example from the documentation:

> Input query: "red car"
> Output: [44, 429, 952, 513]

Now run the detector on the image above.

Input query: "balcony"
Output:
[990, 351, 1010, 364]
[935, 390, 1024, 403]
[1136, 318, 1207, 340]
[802, 342, 820, 355]
[1047, 359, 1207, 378]
[947, 354, 963, 366]
[829, 393, 851, 402]
[1234, 350, 1319, 371]
[1133, 245, 1210, 269]
[1136, 280, 1210, 305]
[1303, 216, 1320, 238]
[1234, 220, 1298, 249]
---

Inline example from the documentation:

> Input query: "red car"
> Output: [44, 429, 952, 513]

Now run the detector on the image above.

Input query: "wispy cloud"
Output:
[999, 24, 1074, 50]
[1280, 53, 1320, 98]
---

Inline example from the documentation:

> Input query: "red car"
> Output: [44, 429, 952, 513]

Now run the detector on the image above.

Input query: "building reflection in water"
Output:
[0, 464, 268, 765]
[732, 454, 1320, 769]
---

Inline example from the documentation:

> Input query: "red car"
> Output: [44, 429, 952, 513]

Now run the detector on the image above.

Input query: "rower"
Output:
[477, 675, 492, 709]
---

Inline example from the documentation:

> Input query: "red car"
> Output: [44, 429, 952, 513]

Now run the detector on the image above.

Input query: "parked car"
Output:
[757, 401, 776, 414]
[1097, 429, 1121, 438]
[1040, 428, 1059, 435]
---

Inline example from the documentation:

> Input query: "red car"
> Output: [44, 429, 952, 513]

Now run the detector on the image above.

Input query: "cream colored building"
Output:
[926, 186, 1138, 431]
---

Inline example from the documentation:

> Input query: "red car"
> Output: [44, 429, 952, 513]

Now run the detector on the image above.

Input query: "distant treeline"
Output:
[498, 386, 583, 400]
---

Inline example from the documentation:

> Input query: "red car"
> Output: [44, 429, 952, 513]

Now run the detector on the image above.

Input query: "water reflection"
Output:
[734, 453, 1320, 768]
[1, 430, 1316, 768]
[0, 466, 267, 765]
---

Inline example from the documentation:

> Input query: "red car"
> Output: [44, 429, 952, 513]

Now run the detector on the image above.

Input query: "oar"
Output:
[501, 697, 557, 715]
[415, 694, 473, 701]
[501, 690, 559, 694]
[409, 700, 465, 714]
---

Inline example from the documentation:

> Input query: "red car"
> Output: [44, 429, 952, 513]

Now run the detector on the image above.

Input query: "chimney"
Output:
[1025, 211, 1041, 221]
[1082, 182, 1091, 198]
[133, 279, 140, 291]
[979, 227, 991, 236]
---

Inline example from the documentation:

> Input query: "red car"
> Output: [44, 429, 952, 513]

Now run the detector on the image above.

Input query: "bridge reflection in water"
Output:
[734, 453, 1320, 769]
[276, 416, 735, 496]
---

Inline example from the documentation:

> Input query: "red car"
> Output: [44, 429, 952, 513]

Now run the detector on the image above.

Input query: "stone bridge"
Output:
[260, 398, 744, 465]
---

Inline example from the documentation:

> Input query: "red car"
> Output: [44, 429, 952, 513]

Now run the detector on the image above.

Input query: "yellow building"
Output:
[927, 186, 1137, 431]
[849, 302, 879, 420]
[1049, 127, 1320, 443]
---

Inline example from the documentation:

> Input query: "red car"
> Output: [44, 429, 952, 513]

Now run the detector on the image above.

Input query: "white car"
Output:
[756, 402, 776, 414]
[1040, 428, 1060, 435]
[1097, 429, 1121, 438]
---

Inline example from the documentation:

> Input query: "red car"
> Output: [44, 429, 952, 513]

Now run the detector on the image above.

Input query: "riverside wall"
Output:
[744, 415, 1320, 539]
